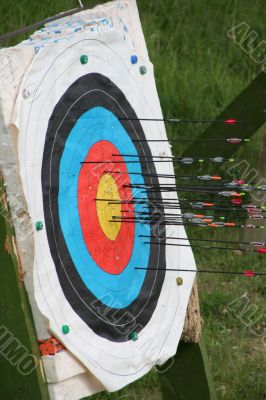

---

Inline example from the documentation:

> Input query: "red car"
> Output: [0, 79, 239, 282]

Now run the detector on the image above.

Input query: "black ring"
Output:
[41, 73, 166, 342]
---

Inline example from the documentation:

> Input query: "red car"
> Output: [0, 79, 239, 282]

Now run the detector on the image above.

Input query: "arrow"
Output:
[128, 210, 265, 221]
[143, 241, 266, 254]
[110, 217, 264, 229]
[134, 267, 265, 277]
[132, 137, 249, 144]
[139, 234, 266, 247]
[112, 154, 234, 163]
[82, 157, 234, 164]
[118, 117, 244, 124]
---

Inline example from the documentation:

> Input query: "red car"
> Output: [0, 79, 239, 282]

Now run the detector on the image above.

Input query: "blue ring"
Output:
[58, 106, 150, 308]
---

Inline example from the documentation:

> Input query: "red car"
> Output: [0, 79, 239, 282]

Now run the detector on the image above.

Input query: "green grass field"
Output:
[0, 1, 265, 399]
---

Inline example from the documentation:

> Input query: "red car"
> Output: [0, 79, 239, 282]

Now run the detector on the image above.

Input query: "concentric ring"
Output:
[41, 73, 166, 341]
[78, 140, 135, 274]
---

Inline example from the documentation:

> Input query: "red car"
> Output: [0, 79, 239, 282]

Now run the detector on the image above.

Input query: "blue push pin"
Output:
[131, 55, 138, 64]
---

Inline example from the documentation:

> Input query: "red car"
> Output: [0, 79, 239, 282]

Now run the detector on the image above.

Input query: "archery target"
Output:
[16, 31, 196, 390]
[42, 72, 166, 341]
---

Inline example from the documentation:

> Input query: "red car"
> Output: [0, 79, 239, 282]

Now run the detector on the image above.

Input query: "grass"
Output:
[0, 0, 265, 399]
[138, 3, 266, 397]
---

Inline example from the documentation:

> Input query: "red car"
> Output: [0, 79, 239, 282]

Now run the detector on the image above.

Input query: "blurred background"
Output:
[0, 1, 265, 399]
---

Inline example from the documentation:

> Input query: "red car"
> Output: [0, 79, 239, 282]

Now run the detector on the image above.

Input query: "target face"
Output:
[42, 72, 166, 341]
[17, 33, 196, 388]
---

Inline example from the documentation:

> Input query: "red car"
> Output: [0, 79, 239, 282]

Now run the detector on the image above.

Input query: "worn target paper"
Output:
[16, 30, 196, 391]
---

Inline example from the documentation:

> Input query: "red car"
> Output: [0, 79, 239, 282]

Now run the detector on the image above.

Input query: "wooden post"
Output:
[158, 340, 217, 400]
[157, 281, 216, 400]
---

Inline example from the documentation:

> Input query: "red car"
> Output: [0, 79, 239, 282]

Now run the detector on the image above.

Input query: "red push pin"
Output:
[243, 270, 256, 277]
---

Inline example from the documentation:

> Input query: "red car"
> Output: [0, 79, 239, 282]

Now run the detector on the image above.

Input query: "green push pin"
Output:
[139, 66, 147, 75]
[80, 55, 88, 64]
[35, 221, 43, 231]
[198, 159, 204, 163]
[62, 325, 70, 334]
[130, 331, 138, 341]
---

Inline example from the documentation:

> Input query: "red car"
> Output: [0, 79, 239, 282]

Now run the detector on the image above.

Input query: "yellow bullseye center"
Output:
[96, 174, 121, 240]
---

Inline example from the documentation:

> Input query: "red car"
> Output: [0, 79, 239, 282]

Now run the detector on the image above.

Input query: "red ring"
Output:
[78, 141, 135, 274]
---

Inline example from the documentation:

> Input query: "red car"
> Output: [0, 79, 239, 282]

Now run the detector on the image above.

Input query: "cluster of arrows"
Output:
[94, 117, 266, 278]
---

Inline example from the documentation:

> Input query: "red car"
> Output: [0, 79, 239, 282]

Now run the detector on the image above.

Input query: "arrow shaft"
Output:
[118, 117, 244, 124]
[139, 235, 264, 247]
[135, 267, 264, 276]
[144, 241, 250, 252]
